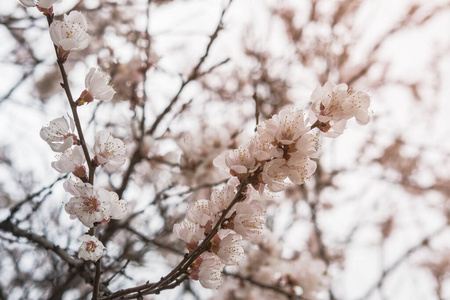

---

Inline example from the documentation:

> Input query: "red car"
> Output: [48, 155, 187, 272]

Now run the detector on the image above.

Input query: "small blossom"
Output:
[198, 252, 225, 289]
[259, 107, 310, 145]
[40, 116, 77, 152]
[217, 233, 244, 265]
[248, 134, 283, 162]
[233, 201, 265, 240]
[76, 68, 116, 105]
[286, 153, 317, 185]
[78, 235, 104, 261]
[213, 146, 258, 177]
[310, 82, 371, 136]
[93, 130, 126, 171]
[63, 180, 112, 227]
[211, 185, 236, 215]
[261, 158, 289, 192]
[109, 193, 128, 220]
[49, 11, 90, 60]
[173, 220, 205, 250]
[186, 199, 217, 227]
[51, 146, 86, 177]
[289, 133, 318, 158]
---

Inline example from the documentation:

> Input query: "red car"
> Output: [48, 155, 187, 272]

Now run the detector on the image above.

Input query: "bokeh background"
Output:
[1, 0, 450, 299]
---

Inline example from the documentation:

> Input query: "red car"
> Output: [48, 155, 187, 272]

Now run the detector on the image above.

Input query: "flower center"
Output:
[83, 197, 100, 213]
[86, 241, 97, 253]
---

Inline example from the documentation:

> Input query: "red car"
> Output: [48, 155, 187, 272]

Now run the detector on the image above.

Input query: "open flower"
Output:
[51, 146, 86, 179]
[78, 235, 104, 261]
[40, 116, 77, 152]
[186, 199, 217, 227]
[233, 201, 265, 240]
[109, 193, 129, 221]
[173, 220, 205, 250]
[213, 146, 258, 177]
[49, 11, 90, 60]
[217, 232, 244, 265]
[311, 82, 371, 136]
[64, 180, 112, 227]
[259, 107, 310, 145]
[76, 68, 116, 105]
[286, 153, 317, 185]
[198, 252, 225, 289]
[93, 130, 126, 171]
[261, 158, 289, 192]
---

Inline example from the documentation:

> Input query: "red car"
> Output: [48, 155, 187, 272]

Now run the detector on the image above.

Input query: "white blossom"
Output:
[51, 145, 86, 174]
[64, 180, 112, 227]
[77, 68, 115, 105]
[311, 82, 370, 136]
[93, 130, 126, 171]
[198, 252, 225, 289]
[213, 146, 258, 176]
[261, 158, 289, 192]
[173, 220, 205, 244]
[78, 235, 104, 261]
[49, 11, 91, 51]
[248, 134, 283, 162]
[286, 153, 317, 185]
[40, 116, 77, 152]
[211, 184, 236, 215]
[109, 193, 128, 220]
[186, 199, 217, 227]
[290, 132, 318, 158]
[233, 201, 265, 240]
[259, 107, 310, 145]
[217, 233, 244, 265]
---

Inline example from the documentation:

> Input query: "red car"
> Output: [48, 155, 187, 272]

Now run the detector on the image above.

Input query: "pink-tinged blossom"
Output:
[173, 220, 205, 246]
[213, 146, 257, 176]
[259, 107, 310, 145]
[286, 153, 317, 185]
[77, 68, 116, 105]
[211, 185, 236, 215]
[51, 145, 86, 175]
[261, 158, 289, 192]
[64, 180, 112, 227]
[217, 233, 244, 265]
[311, 82, 370, 137]
[186, 199, 217, 227]
[248, 134, 283, 162]
[49, 11, 91, 51]
[40, 116, 77, 152]
[198, 252, 225, 289]
[93, 130, 126, 171]
[78, 235, 104, 261]
[109, 193, 128, 220]
[233, 201, 265, 240]
[290, 133, 318, 158]
[19, 0, 61, 8]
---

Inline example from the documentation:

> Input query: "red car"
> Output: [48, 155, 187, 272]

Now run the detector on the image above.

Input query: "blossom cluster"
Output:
[39, 114, 128, 261]
[174, 85, 370, 288]
[215, 231, 330, 299]
[27, 0, 372, 287]
[174, 183, 265, 288]
[40, 116, 127, 261]
[33, 3, 125, 262]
